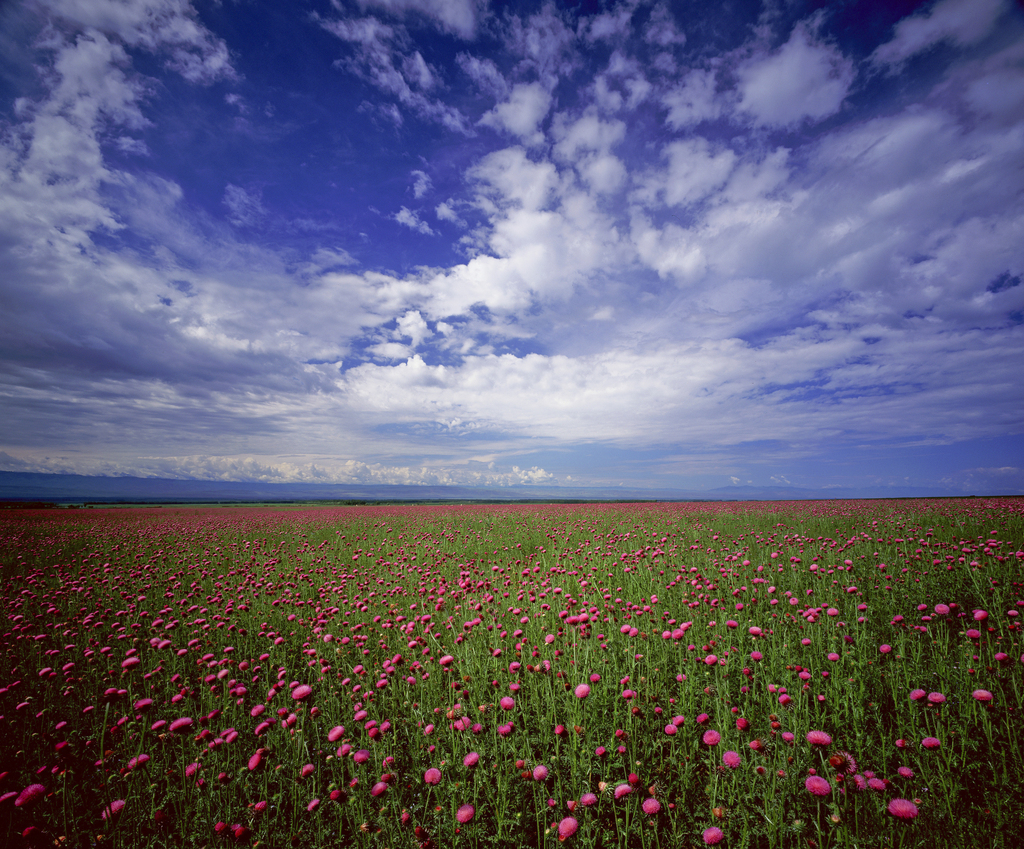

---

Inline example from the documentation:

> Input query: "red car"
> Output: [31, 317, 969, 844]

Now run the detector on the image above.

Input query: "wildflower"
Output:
[574, 683, 590, 699]
[972, 689, 993, 702]
[829, 751, 857, 776]
[723, 751, 740, 769]
[806, 730, 832, 746]
[642, 797, 661, 815]
[897, 766, 914, 779]
[424, 768, 441, 785]
[580, 793, 598, 807]
[533, 765, 548, 782]
[292, 684, 312, 701]
[307, 798, 321, 811]
[703, 825, 725, 845]
[921, 737, 941, 750]
[328, 725, 345, 742]
[464, 752, 479, 767]
[558, 816, 579, 841]
[805, 776, 831, 796]
[101, 799, 125, 820]
[888, 798, 919, 820]
[703, 729, 721, 746]
[456, 803, 475, 823]
[169, 717, 194, 733]
[909, 689, 926, 701]
[614, 784, 632, 800]
[15, 784, 45, 808]
[500, 697, 515, 710]
[927, 692, 945, 704]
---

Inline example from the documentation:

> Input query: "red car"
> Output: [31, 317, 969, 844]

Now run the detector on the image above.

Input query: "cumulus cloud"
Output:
[479, 82, 552, 145]
[2, 0, 1022, 491]
[736, 17, 855, 126]
[394, 206, 434, 234]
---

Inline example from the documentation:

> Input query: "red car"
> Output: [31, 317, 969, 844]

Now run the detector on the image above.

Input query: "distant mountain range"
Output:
[0, 471, 994, 504]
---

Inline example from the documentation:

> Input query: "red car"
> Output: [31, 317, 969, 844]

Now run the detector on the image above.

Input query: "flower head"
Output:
[888, 798, 919, 820]
[456, 803, 475, 823]
[703, 826, 725, 845]
[558, 816, 579, 841]
[804, 775, 831, 796]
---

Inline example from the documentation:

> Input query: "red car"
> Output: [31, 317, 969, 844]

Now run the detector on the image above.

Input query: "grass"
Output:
[0, 497, 1021, 847]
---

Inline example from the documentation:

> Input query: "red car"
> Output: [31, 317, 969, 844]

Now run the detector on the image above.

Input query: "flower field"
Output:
[1, 498, 1022, 848]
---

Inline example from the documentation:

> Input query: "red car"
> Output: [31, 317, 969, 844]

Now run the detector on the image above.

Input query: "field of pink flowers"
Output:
[1, 498, 1022, 848]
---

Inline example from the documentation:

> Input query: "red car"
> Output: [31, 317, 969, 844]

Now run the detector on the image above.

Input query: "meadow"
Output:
[1, 498, 1021, 848]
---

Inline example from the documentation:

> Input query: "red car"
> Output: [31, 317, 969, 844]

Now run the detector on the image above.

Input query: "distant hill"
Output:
[0, 470, 989, 504]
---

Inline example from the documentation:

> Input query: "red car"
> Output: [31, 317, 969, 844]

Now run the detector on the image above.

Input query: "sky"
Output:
[0, 0, 1023, 495]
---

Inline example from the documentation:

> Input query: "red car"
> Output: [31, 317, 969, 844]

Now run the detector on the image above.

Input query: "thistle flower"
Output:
[558, 815, 579, 841]
[805, 776, 831, 796]
[888, 798, 919, 820]
[703, 826, 725, 845]
[456, 803, 475, 823]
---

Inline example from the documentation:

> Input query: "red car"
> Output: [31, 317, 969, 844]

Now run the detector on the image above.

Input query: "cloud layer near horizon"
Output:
[1, 0, 1022, 494]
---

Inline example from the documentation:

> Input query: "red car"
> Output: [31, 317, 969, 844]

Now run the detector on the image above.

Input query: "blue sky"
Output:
[1, 0, 1022, 494]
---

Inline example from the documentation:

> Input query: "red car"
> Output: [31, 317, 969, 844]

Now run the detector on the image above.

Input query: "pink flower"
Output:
[722, 751, 740, 769]
[301, 763, 314, 779]
[614, 784, 632, 800]
[909, 689, 926, 701]
[927, 692, 945, 704]
[703, 826, 725, 845]
[102, 799, 125, 820]
[456, 803, 475, 823]
[500, 696, 515, 710]
[898, 766, 914, 779]
[424, 767, 441, 785]
[703, 729, 721, 746]
[169, 717, 193, 733]
[972, 689, 993, 702]
[370, 781, 387, 797]
[806, 730, 832, 746]
[328, 725, 345, 742]
[558, 815, 579, 841]
[879, 644, 891, 654]
[533, 765, 548, 782]
[642, 797, 661, 815]
[921, 736, 941, 749]
[353, 749, 370, 764]
[307, 798, 320, 812]
[804, 775, 831, 796]
[15, 784, 45, 808]
[574, 683, 590, 699]
[292, 684, 312, 701]
[464, 752, 479, 767]
[888, 798, 919, 820]
[580, 793, 597, 807]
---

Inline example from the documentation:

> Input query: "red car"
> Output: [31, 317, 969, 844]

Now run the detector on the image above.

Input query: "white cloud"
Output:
[222, 184, 265, 227]
[660, 138, 737, 208]
[355, 0, 487, 39]
[411, 169, 432, 198]
[736, 18, 855, 126]
[479, 82, 552, 145]
[394, 206, 434, 234]
[320, 13, 471, 132]
[662, 68, 720, 128]
[37, 0, 236, 83]
[644, 2, 686, 48]
[396, 309, 431, 346]
[457, 53, 508, 98]
[871, 0, 1006, 69]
